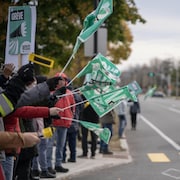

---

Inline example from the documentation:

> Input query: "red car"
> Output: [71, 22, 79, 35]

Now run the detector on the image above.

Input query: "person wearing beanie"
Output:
[0, 63, 35, 118]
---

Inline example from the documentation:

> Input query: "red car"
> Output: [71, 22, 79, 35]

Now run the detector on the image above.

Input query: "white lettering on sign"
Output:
[10, 10, 24, 21]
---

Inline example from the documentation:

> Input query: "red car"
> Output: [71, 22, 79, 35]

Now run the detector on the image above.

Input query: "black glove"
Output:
[48, 94, 58, 107]
[43, 117, 52, 128]
[17, 63, 35, 85]
[50, 115, 61, 119]
[46, 77, 62, 91]
[54, 86, 66, 96]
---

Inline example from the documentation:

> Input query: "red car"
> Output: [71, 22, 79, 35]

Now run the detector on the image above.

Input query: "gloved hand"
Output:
[48, 94, 58, 107]
[17, 63, 35, 85]
[54, 86, 66, 96]
[48, 86, 66, 108]
[50, 115, 61, 119]
[46, 77, 62, 91]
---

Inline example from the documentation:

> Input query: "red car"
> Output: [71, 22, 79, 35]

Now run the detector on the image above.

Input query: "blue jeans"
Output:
[55, 127, 67, 167]
[47, 127, 67, 167]
[118, 115, 127, 138]
[100, 123, 113, 152]
[63, 131, 77, 161]
[2, 156, 14, 180]
[47, 130, 56, 169]
[32, 138, 48, 171]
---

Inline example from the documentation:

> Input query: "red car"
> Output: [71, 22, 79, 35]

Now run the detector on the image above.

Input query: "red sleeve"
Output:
[7, 106, 49, 119]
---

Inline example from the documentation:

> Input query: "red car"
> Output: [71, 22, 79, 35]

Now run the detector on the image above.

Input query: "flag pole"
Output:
[60, 54, 74, 75]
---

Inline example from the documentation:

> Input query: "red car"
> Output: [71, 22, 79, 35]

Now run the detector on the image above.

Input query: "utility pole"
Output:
[176, 62, 179, 98]
[93, 0, 99, 55]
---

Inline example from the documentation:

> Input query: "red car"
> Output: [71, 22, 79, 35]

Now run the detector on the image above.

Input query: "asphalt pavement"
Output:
[41, 139, 132, 180]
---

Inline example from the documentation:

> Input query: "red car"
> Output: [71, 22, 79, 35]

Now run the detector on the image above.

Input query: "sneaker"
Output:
[78, 154, 88, 158]
[40, 170, 56, 178]
[103, 151, 113, 155]
[90, 156, 95, 159]
[31, 169, 40, 179]
[55, 166, 69, 173]
[68, 158, 76, 162]
[47, 167, 56, 175]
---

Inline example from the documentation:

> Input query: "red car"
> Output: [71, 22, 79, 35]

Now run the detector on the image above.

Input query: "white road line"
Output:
[169, 107, 180, 114]
[139, 114, 180, 151]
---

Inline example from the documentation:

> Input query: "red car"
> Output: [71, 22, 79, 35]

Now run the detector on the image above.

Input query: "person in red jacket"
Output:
[2, 106, 61, 180]
[47, 73, 75, 173]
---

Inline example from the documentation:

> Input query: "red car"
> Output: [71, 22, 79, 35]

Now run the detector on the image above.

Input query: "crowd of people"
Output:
[0, 62, 140, 180]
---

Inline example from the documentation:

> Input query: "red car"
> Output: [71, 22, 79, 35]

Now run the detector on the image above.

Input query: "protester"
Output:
[1, 63, 35, 117]
[78, 96, 99, 159]
[63, 87, 83, 163]
[31, 76, 56, 179]
[47, 72, 75, 173]
[116, 100, 128, 138]
[0, 63, 15, 179]
[129, 99, 141, 130]
[99, 111, 114, 155]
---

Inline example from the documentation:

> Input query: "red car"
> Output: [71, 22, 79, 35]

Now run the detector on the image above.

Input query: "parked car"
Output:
[152, 91, 166, 98]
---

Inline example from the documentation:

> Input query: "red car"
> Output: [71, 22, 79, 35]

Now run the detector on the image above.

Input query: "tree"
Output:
[0, 0, 145, 77]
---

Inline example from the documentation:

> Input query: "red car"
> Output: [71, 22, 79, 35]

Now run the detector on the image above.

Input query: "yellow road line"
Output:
[147, 153, 170, 162]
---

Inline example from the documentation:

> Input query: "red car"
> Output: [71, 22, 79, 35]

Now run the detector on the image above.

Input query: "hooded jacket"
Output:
[53, 89, 75, 128]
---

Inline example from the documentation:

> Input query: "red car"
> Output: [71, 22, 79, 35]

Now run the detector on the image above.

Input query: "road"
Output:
[73, 96, 180, 180]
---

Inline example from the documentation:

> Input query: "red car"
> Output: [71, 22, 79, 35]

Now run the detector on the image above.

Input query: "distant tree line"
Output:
[120, 57, 180, 97]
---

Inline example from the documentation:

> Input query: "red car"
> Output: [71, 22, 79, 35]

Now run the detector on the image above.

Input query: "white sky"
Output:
[118, 0, 180, 71]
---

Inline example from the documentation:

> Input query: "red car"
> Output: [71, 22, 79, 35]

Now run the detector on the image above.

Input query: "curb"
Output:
[41, 139, 132, 180]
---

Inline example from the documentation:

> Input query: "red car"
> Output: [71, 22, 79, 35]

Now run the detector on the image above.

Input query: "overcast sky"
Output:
[119, 0, 180, 71]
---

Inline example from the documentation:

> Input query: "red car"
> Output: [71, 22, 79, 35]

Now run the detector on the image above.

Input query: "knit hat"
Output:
[17, 63, 35, 84]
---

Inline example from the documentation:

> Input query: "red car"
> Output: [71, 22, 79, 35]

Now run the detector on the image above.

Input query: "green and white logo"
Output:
[9, 6, 31, 55]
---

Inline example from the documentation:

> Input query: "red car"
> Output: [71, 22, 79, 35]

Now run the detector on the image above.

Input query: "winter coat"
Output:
[116, 100, 127, 115]
[100, 111, 115, 124]
[3, 106, 50, 155]
[81, 102, 99, 123]
[130, 101, 140, 114]
[53, 89, 75, 128]
[16, 82, 50, 108]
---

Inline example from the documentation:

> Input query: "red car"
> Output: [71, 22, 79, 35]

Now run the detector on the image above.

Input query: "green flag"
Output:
[72, 0, 113, 56]
[77, 53, 120, 78]
[144, 86, 157, 100]
[61, 116, 111, 144]
[80, 121, 111, 144]
[128, 81, 142, 95]
[81, 85, 137, 117]
[82, 70, 115, 90]
[77, 53, 120, 89]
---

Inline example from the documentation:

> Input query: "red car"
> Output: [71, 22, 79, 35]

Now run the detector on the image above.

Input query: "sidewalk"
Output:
[41, 139, 132, 180]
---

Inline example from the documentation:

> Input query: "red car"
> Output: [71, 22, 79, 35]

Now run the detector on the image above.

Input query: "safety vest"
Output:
[0, 93, 14, 117]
